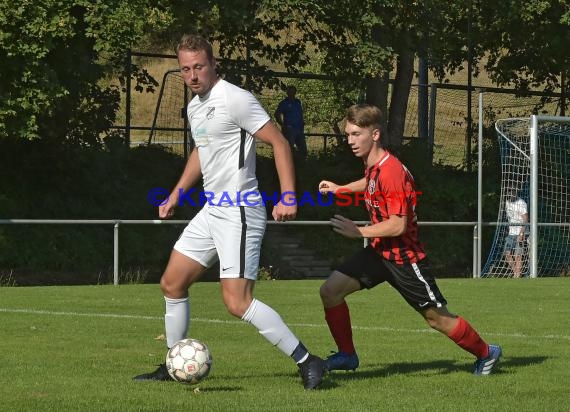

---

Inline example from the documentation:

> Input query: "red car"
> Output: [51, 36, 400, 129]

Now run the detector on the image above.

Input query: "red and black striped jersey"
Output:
[364, 153, 426, 264]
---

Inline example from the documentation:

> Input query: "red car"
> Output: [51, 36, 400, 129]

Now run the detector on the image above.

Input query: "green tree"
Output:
[287, 0, 477, 149]
[161, 0, 314, 90]
[0, 0, 171, 144]
[163, 1, 473, 148]
[480, 0, 570, 96]
[167, 0, 568, 145]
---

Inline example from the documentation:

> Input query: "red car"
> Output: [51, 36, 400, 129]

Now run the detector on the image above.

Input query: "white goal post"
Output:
[529, 116, 570, 277]
[482, 115, 570, 278]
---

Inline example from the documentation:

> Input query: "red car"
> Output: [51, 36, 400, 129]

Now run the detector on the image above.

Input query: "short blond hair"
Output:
[176, 34, 214, 61]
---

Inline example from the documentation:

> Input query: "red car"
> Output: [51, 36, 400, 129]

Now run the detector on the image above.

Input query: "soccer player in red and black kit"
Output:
[318, 104, 501, 376]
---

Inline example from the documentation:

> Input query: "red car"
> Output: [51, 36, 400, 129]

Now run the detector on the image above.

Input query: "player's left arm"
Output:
[254, 121, 297, 222]
[331, 162, 412, 239]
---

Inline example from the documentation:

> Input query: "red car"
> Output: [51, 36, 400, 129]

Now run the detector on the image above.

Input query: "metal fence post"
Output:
[473, 224, 478, 278]
[418, 57, 429, 140]
[183, 83, 190, 160]
[529, 115, 539, 278]
[477, 91, 484, 278]
[125, 49, 131, 147]
[428, 83, 437, 165]
[114, 222, 120, 285]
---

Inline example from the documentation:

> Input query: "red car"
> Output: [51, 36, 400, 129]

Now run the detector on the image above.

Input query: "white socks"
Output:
[242, 298, 308, 362]
[164, 296, 310, 363]
[164, 296, 189, 348]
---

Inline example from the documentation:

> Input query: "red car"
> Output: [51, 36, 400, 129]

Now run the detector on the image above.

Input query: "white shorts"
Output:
[173, 204, 266, 280]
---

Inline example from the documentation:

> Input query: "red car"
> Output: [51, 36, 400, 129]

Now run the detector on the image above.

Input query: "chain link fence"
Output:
[123, 52, 564, 170]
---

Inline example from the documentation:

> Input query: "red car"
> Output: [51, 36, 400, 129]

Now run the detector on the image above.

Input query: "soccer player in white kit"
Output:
[133, 34, 325, 390]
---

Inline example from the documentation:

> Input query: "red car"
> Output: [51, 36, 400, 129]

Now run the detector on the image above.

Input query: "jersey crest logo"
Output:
[368, 179, 376, 194]
[206, 107, 215, 119]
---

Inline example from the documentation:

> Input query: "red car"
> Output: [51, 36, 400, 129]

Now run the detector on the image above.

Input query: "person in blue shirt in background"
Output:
[275, 85, 307, 158]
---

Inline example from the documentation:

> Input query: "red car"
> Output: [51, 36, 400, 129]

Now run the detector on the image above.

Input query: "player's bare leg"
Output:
[220, 278, 255, 317]
[513, 254, 523, 278]
[320, 271, 361, 307]
[505, 251, 517, 277]
[420, 305, 458, 334]
[225, 278, 325, 389]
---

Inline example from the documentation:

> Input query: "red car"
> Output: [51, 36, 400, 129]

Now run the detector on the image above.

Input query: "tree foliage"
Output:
[480, 0, 570, 92]
[0, 0, 171, 144]
[2, 0, 567, 145]
[163, 0, 568, 146]
[162, 1, 474, 147]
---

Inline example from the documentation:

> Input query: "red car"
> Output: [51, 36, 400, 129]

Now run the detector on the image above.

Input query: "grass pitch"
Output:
[1, 278, 568, 412]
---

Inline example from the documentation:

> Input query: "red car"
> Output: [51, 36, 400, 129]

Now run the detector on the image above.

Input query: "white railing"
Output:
[0, 219, 482, 285]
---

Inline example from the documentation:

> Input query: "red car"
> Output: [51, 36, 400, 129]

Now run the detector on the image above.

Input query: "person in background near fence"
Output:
[274, 85, 307, 158]
[133, 34, 325, 390]
[504, 188, 529, 278]
[317, 103, 502, 376]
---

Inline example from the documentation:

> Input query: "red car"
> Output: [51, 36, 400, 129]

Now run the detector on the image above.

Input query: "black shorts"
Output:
[335, 246, 447, 311]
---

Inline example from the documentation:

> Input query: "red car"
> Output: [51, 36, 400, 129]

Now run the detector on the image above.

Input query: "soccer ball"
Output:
[165, 338, 212, 384]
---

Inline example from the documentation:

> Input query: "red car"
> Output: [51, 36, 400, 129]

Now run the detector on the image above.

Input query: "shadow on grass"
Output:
[321, 355, 549, 384]
[192, 385, 244, 393]
[198, 356, 550, 391]
[500, 355, 549, 369]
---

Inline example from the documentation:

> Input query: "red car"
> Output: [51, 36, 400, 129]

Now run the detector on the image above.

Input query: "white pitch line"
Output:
[1, 307, 569, 341]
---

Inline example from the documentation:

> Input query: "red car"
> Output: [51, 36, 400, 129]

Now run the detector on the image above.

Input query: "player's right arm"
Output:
[519, 211, 529, 240]
[159, 147, 202, 219]
[318, 177, 366, 195]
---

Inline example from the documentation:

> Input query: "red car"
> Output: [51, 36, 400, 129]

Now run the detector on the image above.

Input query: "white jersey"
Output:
[505, 198, 528, 235]
[188, 79, 269, 206]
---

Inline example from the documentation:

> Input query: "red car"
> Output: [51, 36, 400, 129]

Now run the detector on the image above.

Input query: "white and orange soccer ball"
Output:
[165, 338, 212, 384]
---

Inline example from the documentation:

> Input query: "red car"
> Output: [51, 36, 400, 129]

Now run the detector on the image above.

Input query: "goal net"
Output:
[147, 69, 192, 156]
[482, 116, 570, 278]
